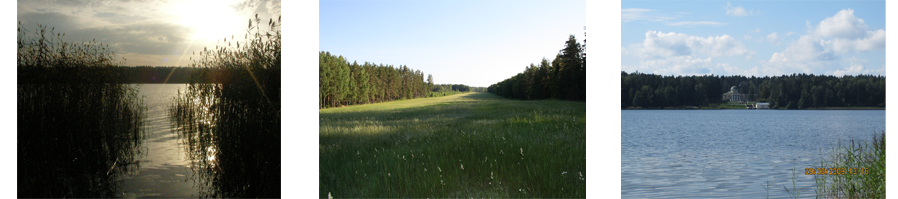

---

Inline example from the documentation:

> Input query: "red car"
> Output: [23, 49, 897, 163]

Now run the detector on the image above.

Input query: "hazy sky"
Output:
[319, 0, 585, 87]
[622, 1, 885, 77]
[17, 0, 281, 67]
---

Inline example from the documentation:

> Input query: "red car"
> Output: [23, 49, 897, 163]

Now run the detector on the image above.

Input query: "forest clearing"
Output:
[319, 92, 586, 198]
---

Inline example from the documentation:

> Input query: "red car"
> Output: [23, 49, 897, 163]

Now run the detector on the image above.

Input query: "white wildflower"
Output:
[438, 167, 442, 172]
[562, 171, 567, 175]
[461, 163, 464, 170]
[328, 192, 333, 199]
[388, 173, 391, 177]
[520, 148, 523, 156]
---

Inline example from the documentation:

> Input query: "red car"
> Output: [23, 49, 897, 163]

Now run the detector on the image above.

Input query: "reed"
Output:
[814, 131, 885, 198]
[17, 22, 146, 198]
[170, 14, 281, 198]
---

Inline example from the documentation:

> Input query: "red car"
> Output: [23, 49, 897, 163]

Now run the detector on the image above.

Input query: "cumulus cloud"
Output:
[764, 9, 885, 75]
[622, 31, 760, 76]
[750, 28, 760, 33]
[814, 9, 869, 39]
[726, 2, 755, 16]
[625, 30, 755, 59]
[832, 57, 885, 76]
[768, 35, 837, 67]
[643, 56, 714, 75]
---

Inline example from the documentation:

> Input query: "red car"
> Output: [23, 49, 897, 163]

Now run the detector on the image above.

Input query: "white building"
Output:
[721, 86, 747, 102]
[756, 102, 770, 109]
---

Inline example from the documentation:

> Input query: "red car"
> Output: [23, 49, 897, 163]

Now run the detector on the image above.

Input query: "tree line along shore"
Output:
[622, 72, 885, 109]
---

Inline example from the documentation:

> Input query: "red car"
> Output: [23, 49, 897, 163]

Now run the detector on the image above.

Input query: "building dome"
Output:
[731, 86, 737, 92]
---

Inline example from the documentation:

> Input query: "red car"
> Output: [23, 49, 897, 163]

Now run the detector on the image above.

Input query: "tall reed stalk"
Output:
[170, 14, 281, 198]
[814, 131, 885, 198]
[17, 22, 146, 198]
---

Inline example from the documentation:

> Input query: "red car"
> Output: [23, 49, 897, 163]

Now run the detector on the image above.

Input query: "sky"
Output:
[17, 0, 281, 67]
[621, 1, 885, 77]
[319, 0, 585, 87]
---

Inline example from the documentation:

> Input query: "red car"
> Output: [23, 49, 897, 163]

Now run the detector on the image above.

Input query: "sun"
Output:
[172, 0, 246, 42]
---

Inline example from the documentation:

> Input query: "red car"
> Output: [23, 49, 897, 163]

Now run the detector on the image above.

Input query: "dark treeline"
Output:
[115, 66, 199, 83]
[433, 84, 484, 92]
[320, 51, 433, 108]
[22, 65, 203, 84]
[488, 35, 586, 101]
[621, 71, 886, 109]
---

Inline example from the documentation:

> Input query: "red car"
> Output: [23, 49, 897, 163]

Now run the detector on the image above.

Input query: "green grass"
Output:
[761, 131, 886, 199]
[319, 92, 586, 198]
[814, 131, 885, 198]
[429, 91, 467, 98]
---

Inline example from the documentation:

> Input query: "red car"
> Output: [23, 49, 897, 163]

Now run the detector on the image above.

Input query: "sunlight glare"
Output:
[172, 0, 245, 42]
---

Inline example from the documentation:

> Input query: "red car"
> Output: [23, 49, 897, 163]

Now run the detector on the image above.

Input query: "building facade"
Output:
[721, 86, 747, 102]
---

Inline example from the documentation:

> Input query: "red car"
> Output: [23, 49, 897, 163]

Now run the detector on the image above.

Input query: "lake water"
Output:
[621, 110, 885, 198]
[120, 84, 197, 198]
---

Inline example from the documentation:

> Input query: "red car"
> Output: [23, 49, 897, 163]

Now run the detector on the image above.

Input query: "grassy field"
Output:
[319, 92, 585, 198]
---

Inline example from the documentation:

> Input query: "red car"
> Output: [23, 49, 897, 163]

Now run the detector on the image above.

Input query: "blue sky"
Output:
[320, 0, 585, 87]
[621, 1, 885, 77]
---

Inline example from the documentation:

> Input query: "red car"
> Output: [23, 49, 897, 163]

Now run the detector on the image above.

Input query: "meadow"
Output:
[319, 92, 586, 198]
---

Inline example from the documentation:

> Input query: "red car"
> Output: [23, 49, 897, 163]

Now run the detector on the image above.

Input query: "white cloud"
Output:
[832, 57, 885, 76]
[764, 9, 885, 75]
[769, 35, 836, 63]
[623, 31, 760, 76]
[814, 9, 869, 39]
[744, 35, 752, 40]
[750, 28, 761, 33]
[626, 30, 756, 59]
[626, 57, 779, 76]
[765, 35, 841, 74]
[622, 8, 673, 22]
[766, 32, 780, 45]
[666, 21, 727, 26]
[622, 8, 725, 27]
[785, 31, 796, 36]
[726, 2, 755, 16]
[643, 56, 714, 75]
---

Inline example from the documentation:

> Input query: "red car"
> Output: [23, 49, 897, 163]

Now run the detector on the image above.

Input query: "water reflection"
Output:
[18, 84, 147, 198]
[171, 82, 280, 198]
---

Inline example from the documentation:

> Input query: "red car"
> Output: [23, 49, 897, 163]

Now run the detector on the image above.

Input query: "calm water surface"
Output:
[621, 110, 885, 198]
[120, 84, 197, 198]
